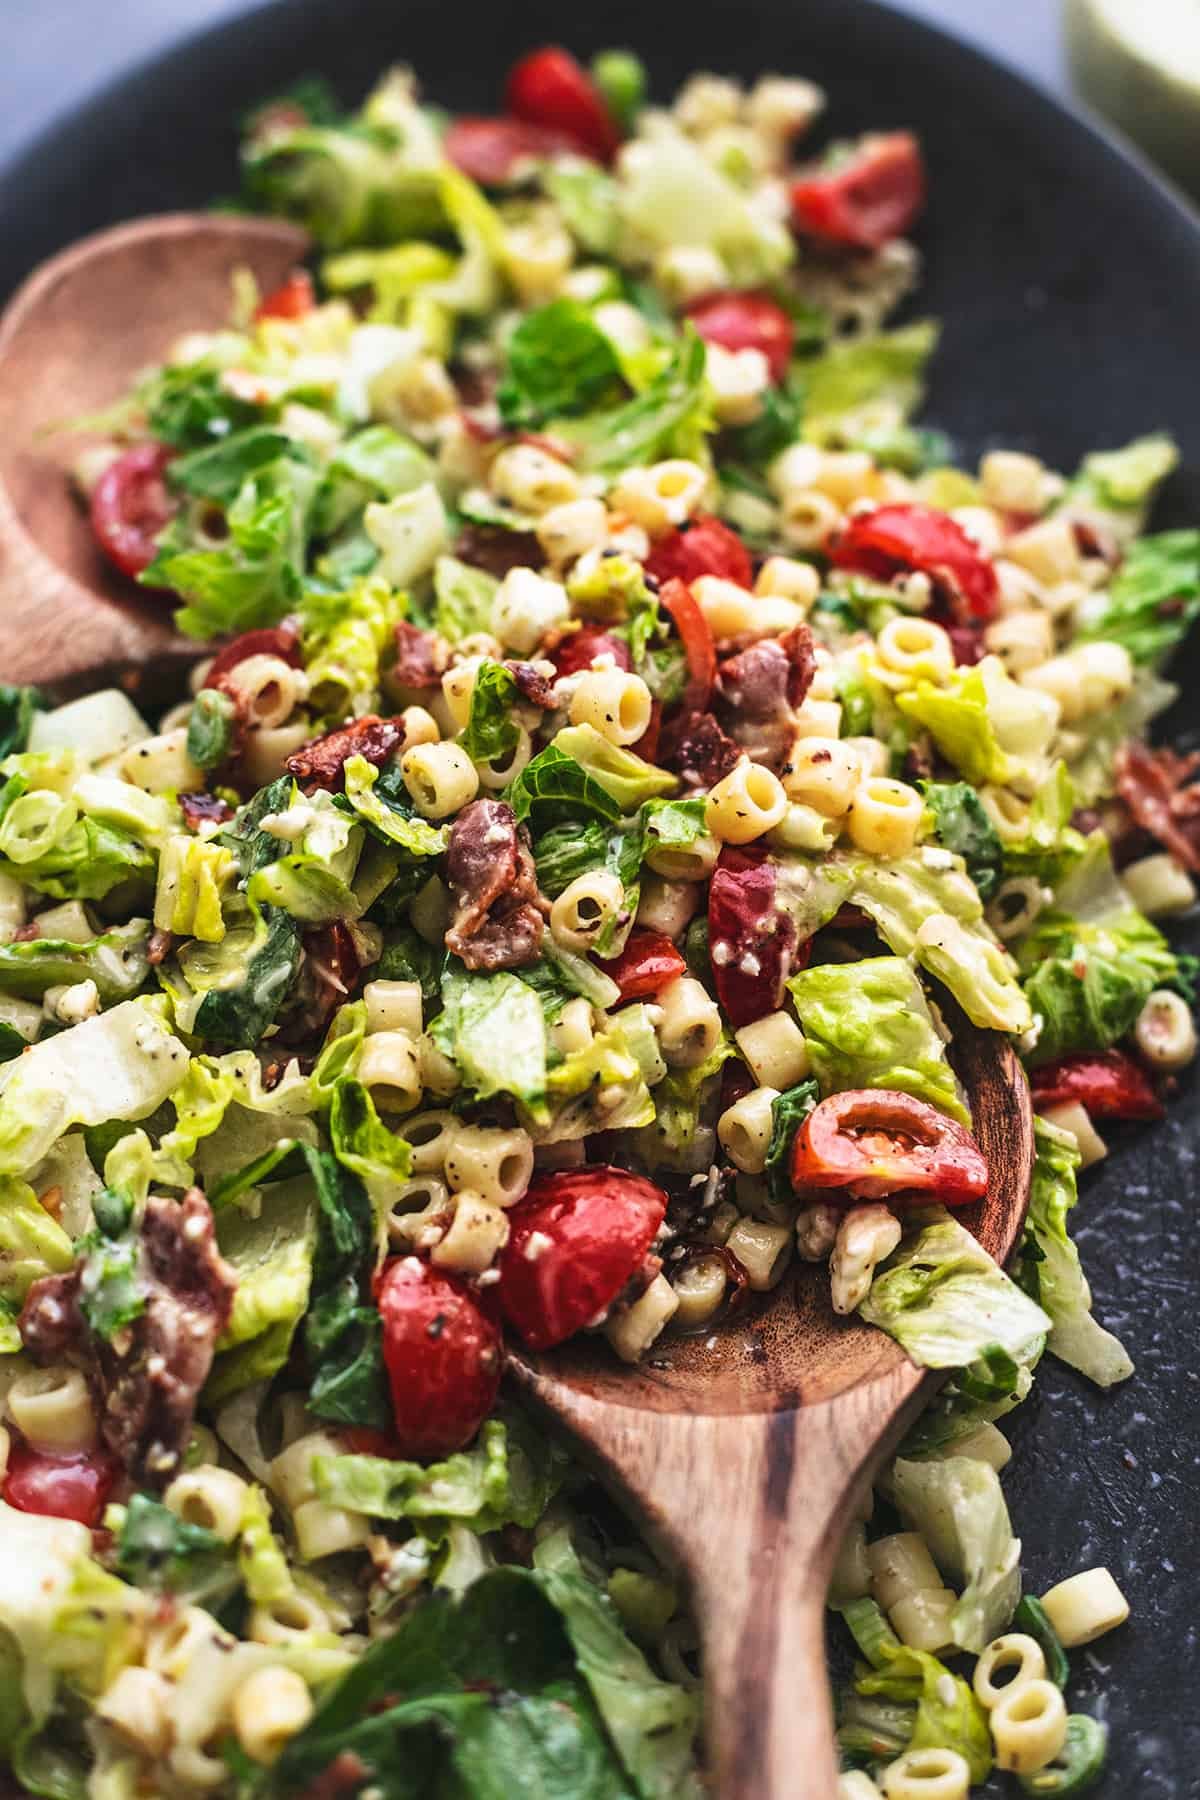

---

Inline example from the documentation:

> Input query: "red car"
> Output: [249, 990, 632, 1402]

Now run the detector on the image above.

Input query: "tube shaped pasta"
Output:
[164, 1466, 249, 1542]
[839, 1773, 884, 1799]
[888, 1587, 958, 1654]
[718, 1085, 780, 1175]
[636, 875, 699, 938]
[670, 1253, 729, 1330]
[222, 655, 308, 729]
[477, 724, 533, 790]
[694, 576, 758, 640]
[400, 704, 440, 747]
[7, 1365, 96, 1455]
[550, 870, 626, 951]
[608, 460, 708, 533]
[292, 1499, 372, 1561]
[401, 740, 479, 819]
[725, 1216, 792, 1290]
[779, 487, 843, 551]
[735, 1011, 810, 1088]
[232, 1665, 314, 1765]
[1120, 851, 1197, 918]
[121, 726, 205, 795]
[1037, 1100, 1107, 1169]
[1039, 1568, 1130, 1647]
[569, 669, 654, 745]
[876, 616, 954, 683]
[972, 1633, 1047, 1708]
[96, 1666, 174, 1758]
[656, 975, 723, 1068]
[249, 1591, 332, 1645]
[536, 496, 609, 565]
[755, 555, 820, 609]
[880, 1747, 970, 1800]
[356, 1029, 422, 1113]
[644, 830, 720, 882]
[845, 777, 924, 858]
[363, 978, 423, 1038]
[782, 737, 860, 817]
[867, 1533, 943, 1612]
[430, 1190, 510, 1273]
[1134, 989, 1198, 1071]
[241, 719, 312, 787]
[705, 759, 788, 844]
[444, 1125, 534, 1207]
[386, 1178, 453, 1251]
[490, 443, 580, 513]
[605, 1273, 680, 1362]
[549, 996, 596, 1058]
[402, 1110, 458, 1174]
[441, 659, 482, 732]
[989, 1678, 1068, 1774]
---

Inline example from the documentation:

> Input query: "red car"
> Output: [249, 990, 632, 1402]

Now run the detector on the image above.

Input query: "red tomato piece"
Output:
[254, 269, 315, 320]
[659, 577, 718, 713]
[831, 503, 999, 623]
[707, 846, 803, 1028]
[633, 696, 662, 763]
[4, 1442, 117, 1528]
[444, 116, 595, 185]
[497, 1166, 667, 1351]
[791, 1089, 989, 1203]
[645, 515, 754, 591]
[90, 443, 176, 580]
[550, 626, 633, 678]
[599, 929, 687, 1001]
[685, 291, 794, 385]
[1029, 1051, 1165, 1122]
[505, 47, 620, 163]
[377, 1257, 503, 1459]
[205, 619, 303, 687]
[790, 132, 926, 250]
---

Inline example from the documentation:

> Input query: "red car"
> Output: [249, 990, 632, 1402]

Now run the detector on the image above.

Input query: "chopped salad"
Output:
[0, 42, 1197, 1800]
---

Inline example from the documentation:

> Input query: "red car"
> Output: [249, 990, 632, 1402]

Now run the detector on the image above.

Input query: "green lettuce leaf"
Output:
[543, 163, 622, 254]
[787, 957, 969, 1125]
[168, 426, 310, 505]
[919, 783, 1003, 902]
[191, 906, 303, 1048]
[508, 742, 624, 826]
[861, 1210, 1050, 1388]
[109, 1493, 236, 1608]
[1018, 839, 1185, 1064]
[460, 660, 522, 764]
[329, 1078, 413, 1216]
[891, 1456, 1020, 1654]
[311, 425, 435, 537]
[550, 726, 677, 812]
[561, 329, 712, 474]
[896, 661, 1057, 792]
[1000, 762, 1087, 888]
[842, 1597, 991, 1783]
[433, 555, 499, 641]
[300, 1142, 391, 1429]
[1070, 433, 1178, 513]
[1013, 1119, 1133, 1387]
[615, 128, 792, 287]
[341, 756, 449, 856]
[0, 687, 39, 762]
[1075, 529, 1200, 667]
[497, 299, 624, 429]
[313, 1415, 565, 1531]
[0, 921, 150, 1003]
[210, 1176, 317, 1399]
[763, 1079, 821, 1204]
[300, 574, 408, 722]
[0, 1177, 74, 1349]
[430, 964, 548, 1105]
[798, 321, 938, 442]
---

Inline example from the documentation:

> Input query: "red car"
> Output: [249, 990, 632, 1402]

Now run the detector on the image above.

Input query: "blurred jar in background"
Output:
[1066, 0, 1200, 201]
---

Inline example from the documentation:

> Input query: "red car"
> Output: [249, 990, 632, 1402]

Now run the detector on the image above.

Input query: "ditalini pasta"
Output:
[0, 35, 1183, 1800]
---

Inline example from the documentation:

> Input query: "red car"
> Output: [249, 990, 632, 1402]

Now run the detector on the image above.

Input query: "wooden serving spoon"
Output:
[511, 1024, 1033, 1800]
[0, 213, 310, 688]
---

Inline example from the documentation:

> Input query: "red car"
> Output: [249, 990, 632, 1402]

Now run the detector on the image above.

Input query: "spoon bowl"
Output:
[511, 1020, 1033, 1800]
[0, 212, 310, 686]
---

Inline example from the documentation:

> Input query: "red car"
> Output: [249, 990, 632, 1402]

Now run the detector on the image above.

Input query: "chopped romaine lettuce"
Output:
[431, 964, 548, 1106]
[798, 321, 938, 443]
[0, 921, 151, 1003]
[897, 659, 1058, 792]
[0, 1177, 74, 1350]
[300, 574, 408, 721]
[433, 555, 499, 641]
[1070, 432, 1178, 513]
[497, 299, 624, 429]
[313, 1415, 563, 1532]
[1013, 1119, 1133, 1386]
[210, 1176, 317, 1401]
[1075, 529, 1200, 667]
[891, 1456, 1020, 1653]
[561, 328, 712, 474]
[787, 957, 969, 1124]
[920, 782, 1003, 902]
[842, 1596, 992, 1783]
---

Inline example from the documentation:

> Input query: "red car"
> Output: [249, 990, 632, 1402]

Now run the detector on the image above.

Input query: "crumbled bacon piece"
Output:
[506, 661, 557, 709]
[455, 524, 544, 578]
[391, 622, 448, 691]
[278, 921, 362, 1046]
[1114, 741, 1200, 871]
[445, 798, 547, 970]
[658, 710, 741, 790]
[715, 627, 815, 772]
[20, 1190, 236, 1489]
[179, 791, 235, 831]
[286, 714, 406, 792]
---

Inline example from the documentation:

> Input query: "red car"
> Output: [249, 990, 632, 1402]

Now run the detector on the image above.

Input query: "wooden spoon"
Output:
[511, 1023, 1033, 1800]
[0, 213, 310, 688]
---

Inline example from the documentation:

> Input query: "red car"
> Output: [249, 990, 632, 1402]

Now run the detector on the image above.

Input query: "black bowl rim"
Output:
[2, 0, 1199, 296]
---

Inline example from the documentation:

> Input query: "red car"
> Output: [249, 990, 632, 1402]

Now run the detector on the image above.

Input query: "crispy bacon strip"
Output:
[444, 798, 547, 970]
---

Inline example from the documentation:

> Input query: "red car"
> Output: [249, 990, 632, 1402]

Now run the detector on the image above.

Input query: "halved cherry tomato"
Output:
[832, 503, 999, 624]
[90, 443, 176, 580]
[340, 1426, 401, 1457]
[790, 132, 926, 250]
[599, 929, 687, 1000]
[685, 291, 794, 385]
[505, 47, 621, 163]
[376, 1256, 503, 1459]
[497, 1166, 667, 1351]
[645, 515, 754, 591]
[790, 1089, 989, 1202]
[659, 577, 717, 713]
[550, 625, 633, 678]
[707, 845, 805, 1028]
[443, 116, 595, 184]
[254, 269, 315, 321]
[1029, 1051, 1165, 1122]
[4, 1441, 117, 1528]
[205, 619, 303, 687]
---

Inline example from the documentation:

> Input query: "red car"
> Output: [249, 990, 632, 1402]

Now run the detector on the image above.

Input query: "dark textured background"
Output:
[2, 3, 1198, 1796]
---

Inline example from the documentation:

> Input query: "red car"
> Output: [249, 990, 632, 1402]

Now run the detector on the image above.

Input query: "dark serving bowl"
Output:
[2, 2, 1198, 1793]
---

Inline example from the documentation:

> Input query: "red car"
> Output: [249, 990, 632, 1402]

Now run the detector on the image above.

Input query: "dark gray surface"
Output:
[1, 3, 1198, 1797]
[3, 0, 1068, 165]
